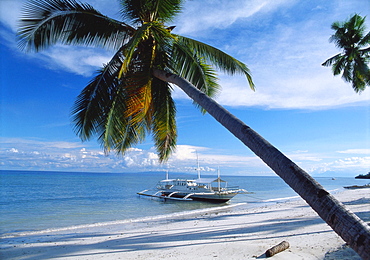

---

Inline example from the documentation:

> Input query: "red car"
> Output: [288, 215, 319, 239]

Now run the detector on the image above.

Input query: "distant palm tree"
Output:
[322, 14, 370, 93]
[18, 1, 370, 258]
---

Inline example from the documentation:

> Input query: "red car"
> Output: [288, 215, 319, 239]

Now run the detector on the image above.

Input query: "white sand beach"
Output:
[1, 188, 369, 260]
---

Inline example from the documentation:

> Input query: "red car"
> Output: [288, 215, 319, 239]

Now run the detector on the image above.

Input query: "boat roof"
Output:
[195, 178, 226, 183]
[160, 178, 226, 183]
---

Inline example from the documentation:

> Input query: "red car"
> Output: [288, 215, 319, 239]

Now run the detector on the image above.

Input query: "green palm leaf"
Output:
[120, 0, 183, 24]
[151, 78, 177, 160]
[176, 36, 255, 90]
[71, 52, 125, 141]
[323, 14, 370, 93]
[18, 0, 134, 51]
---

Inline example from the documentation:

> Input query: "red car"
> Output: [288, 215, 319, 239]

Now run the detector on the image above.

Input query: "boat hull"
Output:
[161, 191, 237, 203]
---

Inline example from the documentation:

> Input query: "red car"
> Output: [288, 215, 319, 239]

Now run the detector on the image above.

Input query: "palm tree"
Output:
[322, 14, 370, 93]
[18, 0, 254, 162]
[18, 0, 370, 258]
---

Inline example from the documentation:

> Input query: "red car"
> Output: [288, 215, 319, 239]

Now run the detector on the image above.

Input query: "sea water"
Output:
[1, 170, 368, 237]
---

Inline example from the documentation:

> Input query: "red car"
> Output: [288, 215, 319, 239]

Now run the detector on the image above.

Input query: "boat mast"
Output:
[217, 167, 221, 191]
[196, 151, 201, 179]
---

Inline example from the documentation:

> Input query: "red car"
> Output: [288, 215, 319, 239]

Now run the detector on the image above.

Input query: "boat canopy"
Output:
[194, 178, 226, 183]
[159, 178, 226, 184]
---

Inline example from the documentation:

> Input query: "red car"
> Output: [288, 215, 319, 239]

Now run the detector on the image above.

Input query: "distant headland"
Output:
[355, 172, 370, 179]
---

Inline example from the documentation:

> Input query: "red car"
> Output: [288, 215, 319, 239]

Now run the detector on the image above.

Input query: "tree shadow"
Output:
[323, 244, 361, 260]
[2, 207, 332, 260]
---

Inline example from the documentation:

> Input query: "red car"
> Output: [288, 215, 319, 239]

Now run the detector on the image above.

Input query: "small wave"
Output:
[262, 188, 342, 203]
[262, 195, 301, 202]
[1, 203, 246, 239]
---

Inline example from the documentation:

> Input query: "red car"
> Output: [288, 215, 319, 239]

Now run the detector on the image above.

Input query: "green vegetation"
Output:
[322, 14, 370, 93]
[355, 172, 370, 179]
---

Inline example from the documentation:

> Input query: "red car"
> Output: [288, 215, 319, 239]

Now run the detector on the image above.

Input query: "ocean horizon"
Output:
[1, 169, 368, 238]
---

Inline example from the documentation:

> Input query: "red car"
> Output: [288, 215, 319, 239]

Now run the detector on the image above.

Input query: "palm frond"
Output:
[359, 31, 370, 48]
[332, 57, 347, 76]
[151, 78, 177, 161]
[119, 0, 183, 24]
[170, 40, 220, 112]
[71, 50, 124, 141]
[322, 53, 342, 67]
[341, 60, 353, 83]
[329, 14, 367, 50]
[175, 36, 255, 90]
[101, 99, 147, 155]
[18, 0, 134, 51]
[124, 79, 153, 125]
[351, 56, 370, 92]
[71, 49, 148, 154]
[351, 69, 366, 93]
[118, 22, 152, 77]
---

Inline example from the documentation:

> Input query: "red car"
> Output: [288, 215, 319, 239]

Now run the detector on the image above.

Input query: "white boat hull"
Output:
[161, 191, 238, 203]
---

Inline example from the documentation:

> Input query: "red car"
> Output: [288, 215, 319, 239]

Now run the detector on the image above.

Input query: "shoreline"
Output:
[1, 189, 369, 259]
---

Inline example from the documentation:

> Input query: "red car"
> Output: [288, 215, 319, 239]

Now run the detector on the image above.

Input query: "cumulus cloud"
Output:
[0, 138, 265, 174]
[1, 138, 369, 177]
[0, 139, 159, 172]
[175, 0, 295, 36]
[311, 157, 370, 175]
[1, 0, 369, 108]
[287, 150, 323, 162]
[301, 155, 370, 177]
[337, 149, 370, 155]
[0, 0, 23, 31]
[40, 45, 113, 76]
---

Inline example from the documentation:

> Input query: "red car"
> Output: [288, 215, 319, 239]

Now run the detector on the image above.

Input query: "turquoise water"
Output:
[0, 170, 368, 236]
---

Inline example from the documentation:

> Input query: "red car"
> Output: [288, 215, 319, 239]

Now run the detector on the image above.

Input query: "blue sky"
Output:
[1, 0, 369, 176]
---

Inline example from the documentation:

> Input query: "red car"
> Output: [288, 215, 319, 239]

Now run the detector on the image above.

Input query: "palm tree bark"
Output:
[153, 69, 370, 259]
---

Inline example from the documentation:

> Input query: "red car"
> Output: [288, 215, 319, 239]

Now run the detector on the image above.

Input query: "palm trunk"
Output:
[153, 69, 370, 259]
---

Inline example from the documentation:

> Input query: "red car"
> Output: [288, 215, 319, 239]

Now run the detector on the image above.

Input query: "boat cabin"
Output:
[157, 177, 227, 192]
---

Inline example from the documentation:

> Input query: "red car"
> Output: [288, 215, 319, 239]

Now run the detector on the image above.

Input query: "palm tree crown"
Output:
[322, 14, 370, 93]
[18, 0, 254, 161]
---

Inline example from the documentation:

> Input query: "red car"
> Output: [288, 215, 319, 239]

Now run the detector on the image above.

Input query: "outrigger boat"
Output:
[137, 162, 248, 203]
[344, 183, 370, 189]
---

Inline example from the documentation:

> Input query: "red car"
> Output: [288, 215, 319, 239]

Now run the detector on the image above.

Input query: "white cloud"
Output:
[1, 138, 369, 177]
[1, 0, 369, 109]
[175, 0, 296, 36]
[337, 149, 370, 155]
[287, 150, 323, 162]
[36, 45, 113, 76]
[0, 138, 263, 174]
[0, 0, 23, 31]
[314, 157, 370, 174]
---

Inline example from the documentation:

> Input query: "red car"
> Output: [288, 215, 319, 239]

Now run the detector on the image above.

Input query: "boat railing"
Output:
[227, 186, 241, 190]
[210, 186, 243, 192]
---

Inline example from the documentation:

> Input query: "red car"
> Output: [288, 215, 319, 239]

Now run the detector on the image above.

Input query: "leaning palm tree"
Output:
[18, 0, 370, 258]
[18, 0, 253, 162]
[322, 14, 370, 93]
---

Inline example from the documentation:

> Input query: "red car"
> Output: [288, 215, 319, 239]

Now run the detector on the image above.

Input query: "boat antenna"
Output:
[196, 151, 201, 179]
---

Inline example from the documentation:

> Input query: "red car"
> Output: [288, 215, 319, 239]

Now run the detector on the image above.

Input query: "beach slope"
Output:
[1, 189, 369, 260]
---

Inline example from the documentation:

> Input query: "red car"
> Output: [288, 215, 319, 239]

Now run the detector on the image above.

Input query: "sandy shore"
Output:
[1, 189, 369, 260]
